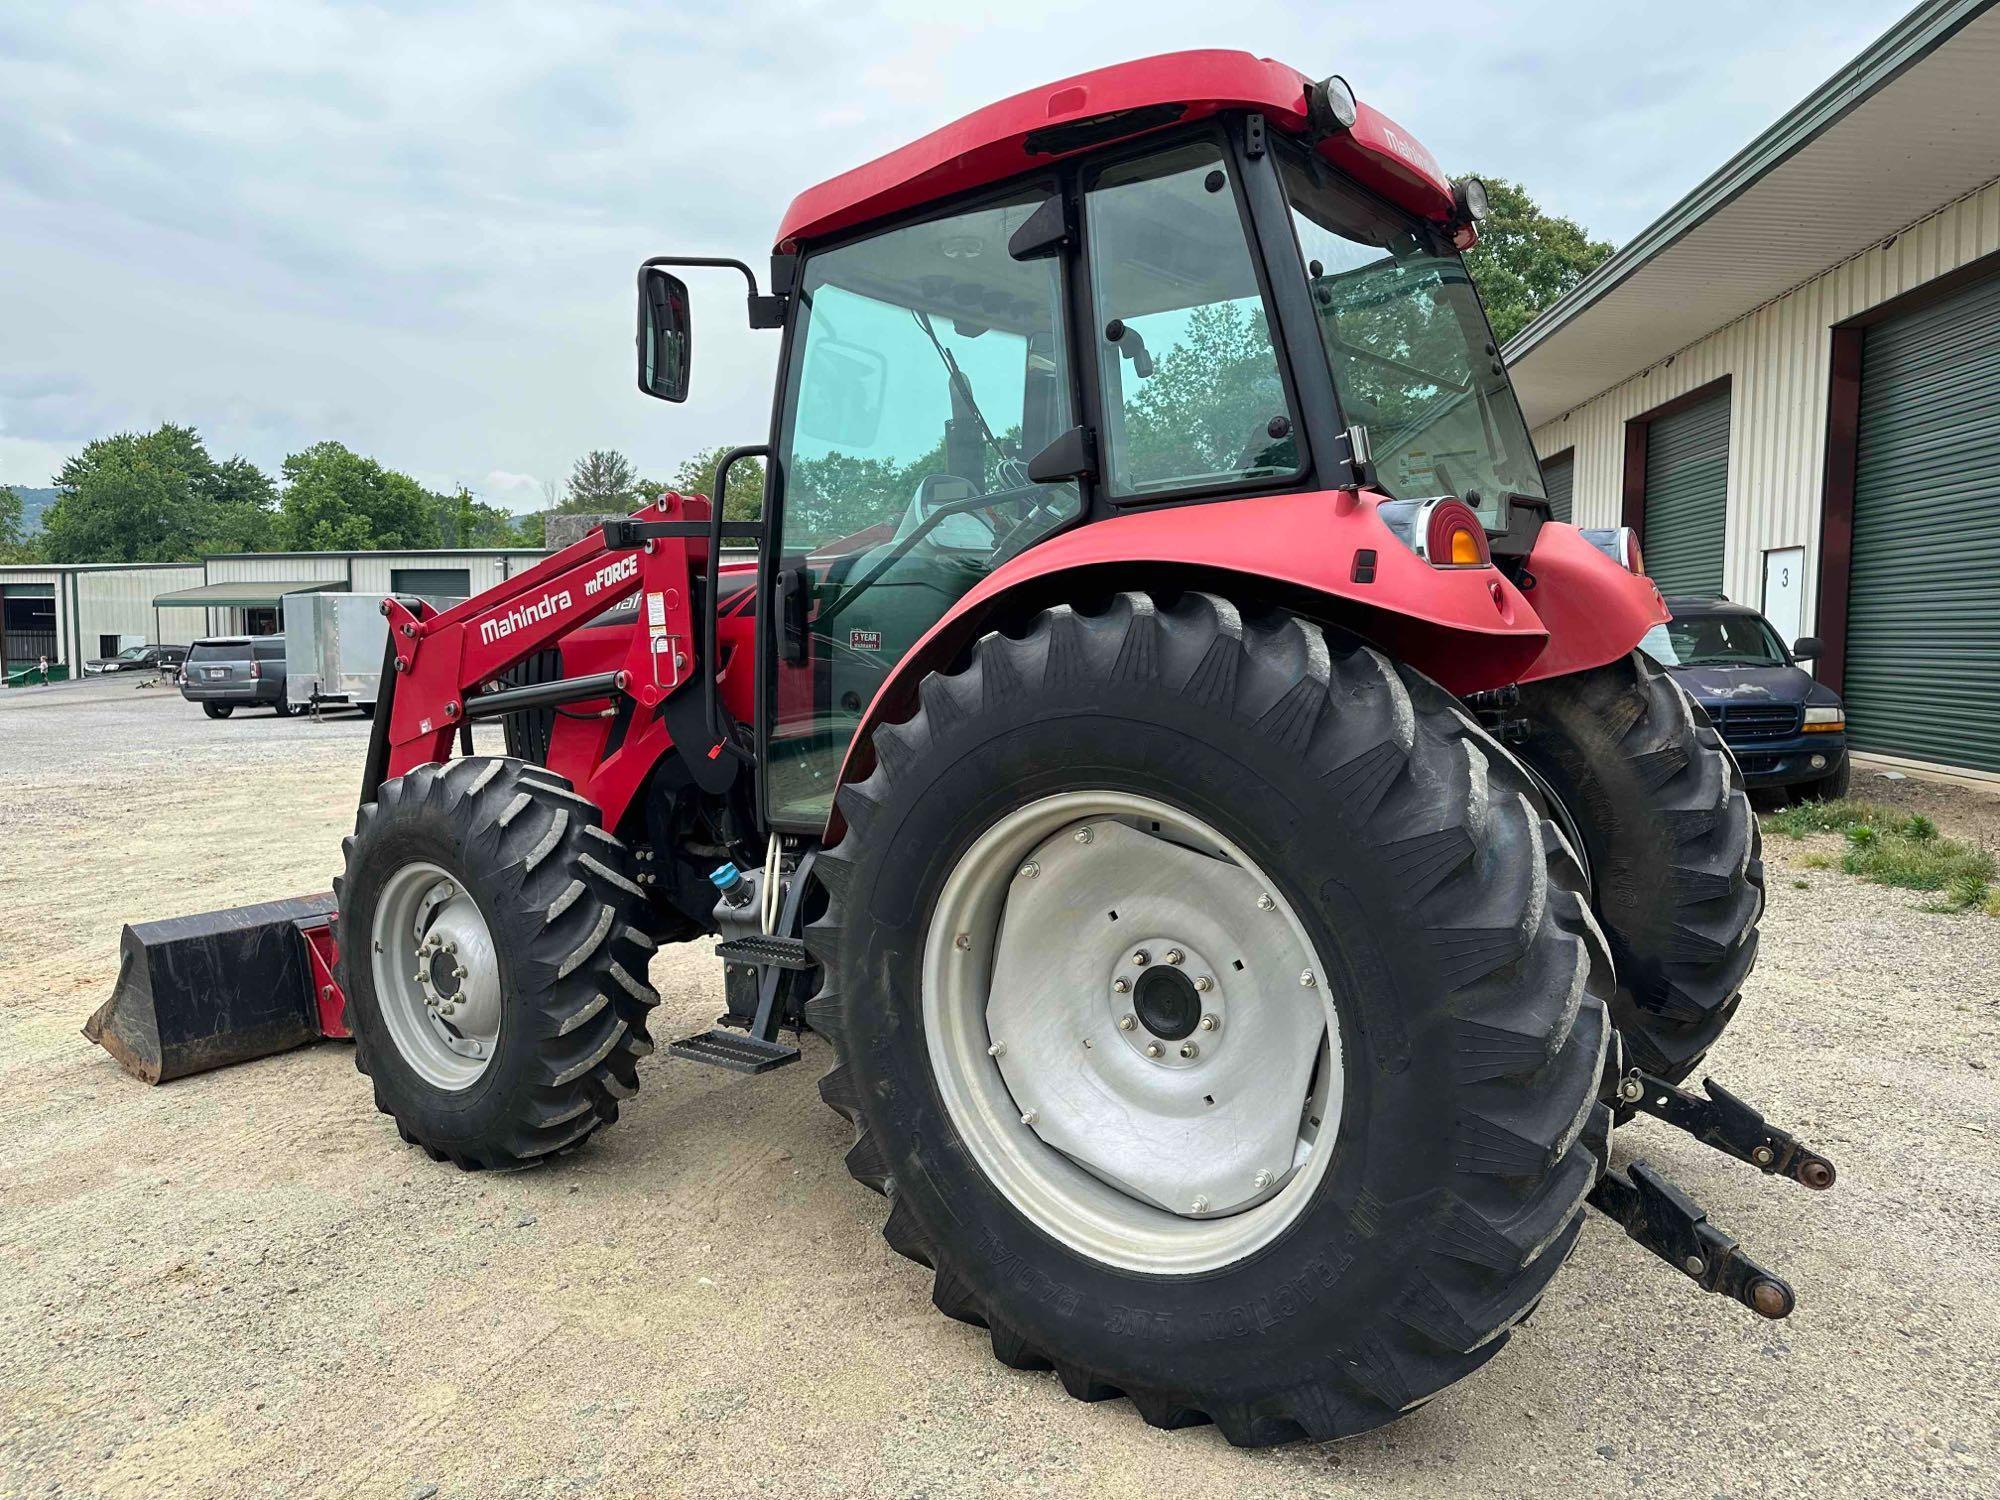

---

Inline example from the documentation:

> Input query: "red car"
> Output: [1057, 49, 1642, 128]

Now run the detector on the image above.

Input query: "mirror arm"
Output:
[639, 255, 788, 329]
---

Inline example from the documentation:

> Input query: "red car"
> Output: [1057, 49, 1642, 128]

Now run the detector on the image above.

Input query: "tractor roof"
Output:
[775, 50, 1459, 251]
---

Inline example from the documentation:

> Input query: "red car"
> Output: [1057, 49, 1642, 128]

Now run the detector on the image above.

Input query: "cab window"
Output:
[1083, 139, 1300, 497]
[769, 186, 1081, 826]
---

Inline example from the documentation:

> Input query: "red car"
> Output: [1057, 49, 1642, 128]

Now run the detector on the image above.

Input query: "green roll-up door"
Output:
[1641, 386, 1730, 595]
[1845, 272, 2000, 773]
[1541, 452, 1574, 523]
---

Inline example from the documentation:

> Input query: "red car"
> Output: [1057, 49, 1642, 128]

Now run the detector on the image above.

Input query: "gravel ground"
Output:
[1, 676, 1996, 1499]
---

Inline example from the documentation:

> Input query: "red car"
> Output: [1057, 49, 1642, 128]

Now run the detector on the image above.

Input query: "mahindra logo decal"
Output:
[479, 587, 572, 646]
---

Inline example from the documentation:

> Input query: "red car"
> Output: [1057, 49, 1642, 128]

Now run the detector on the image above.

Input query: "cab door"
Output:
[760, 184, 1084, 830]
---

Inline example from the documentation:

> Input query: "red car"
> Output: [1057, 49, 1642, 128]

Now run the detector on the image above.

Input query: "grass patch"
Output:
[1761, 796, 1997, 913]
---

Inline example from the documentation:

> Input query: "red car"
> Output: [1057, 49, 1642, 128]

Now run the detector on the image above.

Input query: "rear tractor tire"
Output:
[335, 757, 661, 1169]
[806, 592, 1614, 1445]
[1513, 650, 1764, 1085]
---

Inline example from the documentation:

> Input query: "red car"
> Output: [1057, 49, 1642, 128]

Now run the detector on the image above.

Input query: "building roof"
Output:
[154, 580, 344, 608]
[774, 50, 1458, 249]
[1505, 0, 2000, 427]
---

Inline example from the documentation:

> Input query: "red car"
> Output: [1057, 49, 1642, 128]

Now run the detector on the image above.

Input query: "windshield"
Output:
[1278, 148, 1544, 526]
[114, 645, 148, 660]
[1641, 615, 1789, 668]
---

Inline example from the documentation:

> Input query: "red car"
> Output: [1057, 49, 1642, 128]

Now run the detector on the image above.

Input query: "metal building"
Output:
[0, 563, 204, 678]
[1508, 0, 2000, 777]
[2, 549, 540, 682]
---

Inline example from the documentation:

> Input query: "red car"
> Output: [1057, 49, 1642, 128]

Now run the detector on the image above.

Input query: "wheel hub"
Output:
[982, 817, 1327, 1220]
[370, 865, 504, 1088]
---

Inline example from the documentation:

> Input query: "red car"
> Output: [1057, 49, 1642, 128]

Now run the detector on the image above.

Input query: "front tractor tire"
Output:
[806, 592, 1615, 1445]
[1513, 651, 1765, 1085]
[335, 757, 661, 1169]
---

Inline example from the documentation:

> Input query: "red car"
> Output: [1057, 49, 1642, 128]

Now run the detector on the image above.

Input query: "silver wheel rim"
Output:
[924, 791, 1343, 1275]
[369, 860, 503, 1090]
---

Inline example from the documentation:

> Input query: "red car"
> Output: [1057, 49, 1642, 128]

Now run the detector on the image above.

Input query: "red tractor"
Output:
[90, 53, 1835, 1445]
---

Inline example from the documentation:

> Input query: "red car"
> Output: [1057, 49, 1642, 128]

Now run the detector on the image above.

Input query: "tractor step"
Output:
[668, 1028, 801, 1073]
[714, 934, 813, 970]
[1614, 1069, 1837, 1190]
[1589, 1160, 1796, 1320]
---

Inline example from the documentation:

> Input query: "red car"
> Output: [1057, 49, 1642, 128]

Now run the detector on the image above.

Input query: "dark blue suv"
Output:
[1642, 597, 1849, 802]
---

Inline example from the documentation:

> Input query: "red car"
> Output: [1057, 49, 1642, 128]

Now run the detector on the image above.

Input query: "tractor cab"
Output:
[638, 54, 1549, 829]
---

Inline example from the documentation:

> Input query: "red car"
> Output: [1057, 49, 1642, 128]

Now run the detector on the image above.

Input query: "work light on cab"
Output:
[1308, 74, 1358, 132]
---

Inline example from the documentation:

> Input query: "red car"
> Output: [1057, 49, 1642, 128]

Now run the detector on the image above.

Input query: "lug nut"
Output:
[1178, 1042, 1198, 1060]
[1194, 975, 1212, 993]
[1253, 1170, 1272, 1190]
[987, 1042, 1006, 1057]
[1300, 969, 1317, 988]
[1190, 1196, 1209, 1213]
[1256, 893, 1275, 911]
[1144, 1043, 1162, 1058]
[1017, 861, 1040, 880]
[1131, 950, 1150, 967]
[1165, 948, 1184, 966]
[1074, 827, 1094, 844]
[1118, 1014, 1137, 1031]
[1020, 1109, 1038, 1126]
[1199, 1013, 1219, 1031]
[1113, 977, 1130, 994]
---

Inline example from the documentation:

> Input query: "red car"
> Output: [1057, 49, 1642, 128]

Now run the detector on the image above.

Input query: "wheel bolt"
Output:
[1178, 1042, 1198, 1060]
[1191, 1196, 1209, 1213]
[1144, 1043, 1162, 1058]
[987, 1042, 1006, 1057]
[1118, 1014, 1137, 1031]
[1165, 948, 1184, 965]
[1300, 969, 1317, 988]
[1131, 949, 1150, 966]
[1017, 861, 1040, 880]
[1020, 1109, 1038, 1126]
[1253, 1170, 1272, 1189]
[1256, 893, 1275, 911]
[1074, 827, 1093, 844]
[1199, 1012, 1219, 1031]
[1113, 977, 1130, 994]
[1194, 976, 1212, 993]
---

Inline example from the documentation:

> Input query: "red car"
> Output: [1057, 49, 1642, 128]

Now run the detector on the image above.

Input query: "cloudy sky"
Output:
[0, 0, 1911, 507]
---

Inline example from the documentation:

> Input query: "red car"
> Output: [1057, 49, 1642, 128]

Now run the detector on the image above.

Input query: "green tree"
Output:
[433, 486, 543, 548]
[552, 449, 649, 514]
[40, 424, 278, 562]
[1461, 177, 1613, 346]
[0, 486, 34, 561]
[670, 444, 767, 521]
[277, 441, 443, 551]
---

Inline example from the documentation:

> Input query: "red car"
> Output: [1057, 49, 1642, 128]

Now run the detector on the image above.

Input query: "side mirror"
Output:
[637, 268, 692, 402]
[1792, 635, 1822, 661]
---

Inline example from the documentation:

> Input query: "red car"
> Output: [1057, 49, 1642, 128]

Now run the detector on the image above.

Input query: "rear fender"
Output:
[831, 489, 1548, 818]
[1514, 521, 1670, 684]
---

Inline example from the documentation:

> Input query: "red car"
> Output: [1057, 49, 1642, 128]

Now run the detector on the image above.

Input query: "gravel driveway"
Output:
[1, 677, 1995, 1498]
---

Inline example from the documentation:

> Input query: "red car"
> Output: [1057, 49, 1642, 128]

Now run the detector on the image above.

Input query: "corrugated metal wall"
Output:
[77, 566, 203, 651]
[347, 553, 536, 597]
[1530, 174, 2000, 626]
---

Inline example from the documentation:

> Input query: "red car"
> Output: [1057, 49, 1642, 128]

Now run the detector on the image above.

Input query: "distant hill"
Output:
[4, 486, 58, 533]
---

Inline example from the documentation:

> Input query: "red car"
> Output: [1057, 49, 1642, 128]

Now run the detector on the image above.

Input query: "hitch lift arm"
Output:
[1589, 1161, 1796, 1320]
[1615, 1070, 1837, 1191]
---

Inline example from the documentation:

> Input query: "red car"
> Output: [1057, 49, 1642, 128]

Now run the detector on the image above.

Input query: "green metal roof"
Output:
[153, 580, 343, 608]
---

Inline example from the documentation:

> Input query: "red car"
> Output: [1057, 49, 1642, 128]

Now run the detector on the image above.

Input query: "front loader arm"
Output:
[363, 491, 715, 830]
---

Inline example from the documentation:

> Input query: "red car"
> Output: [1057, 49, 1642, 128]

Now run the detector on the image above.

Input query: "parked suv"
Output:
[180, 637, 300, 719]
[82, 643, 188, 676]
[1642, 597, 1849, 800]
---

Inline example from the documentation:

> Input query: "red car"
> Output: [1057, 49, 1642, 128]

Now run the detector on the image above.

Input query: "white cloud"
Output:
[0, 0, 1909, 488]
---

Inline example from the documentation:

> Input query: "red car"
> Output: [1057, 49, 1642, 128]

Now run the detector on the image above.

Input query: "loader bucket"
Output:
[84, 894, 341, 1084]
